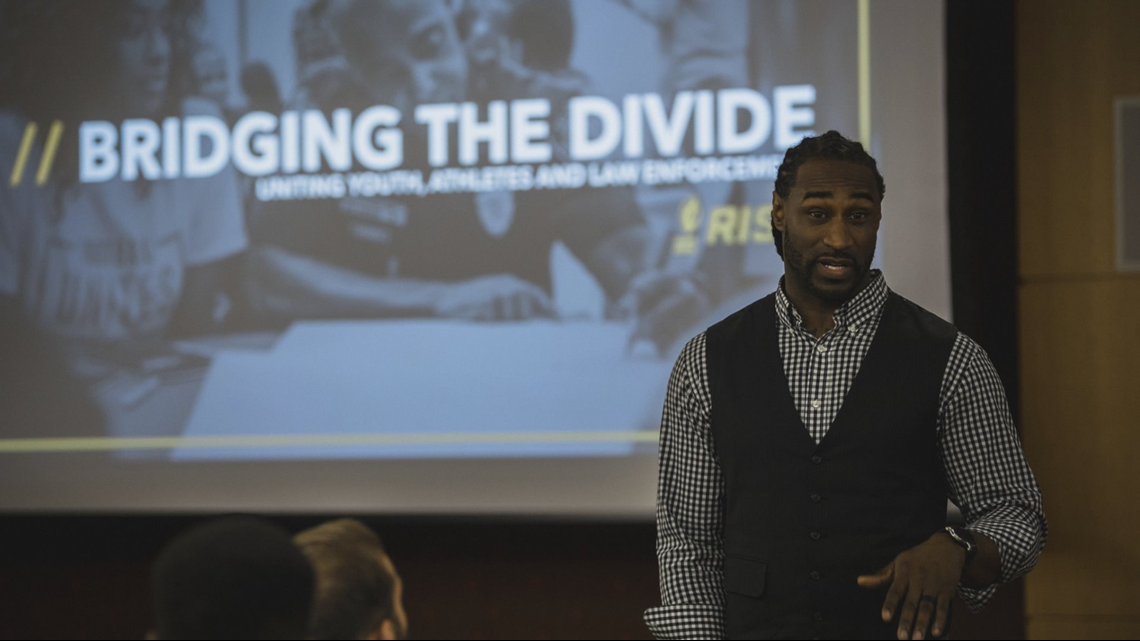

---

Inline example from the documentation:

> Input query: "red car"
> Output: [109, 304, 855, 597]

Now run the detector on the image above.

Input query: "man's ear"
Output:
[771, 191, 787, 232]
[367, 619, 396, 641]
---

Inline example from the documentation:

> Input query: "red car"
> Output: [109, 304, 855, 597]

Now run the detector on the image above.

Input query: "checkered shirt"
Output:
[644, 271, 1047, 639]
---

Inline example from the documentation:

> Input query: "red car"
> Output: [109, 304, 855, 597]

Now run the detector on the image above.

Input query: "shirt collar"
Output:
[775, 269, 888, 335]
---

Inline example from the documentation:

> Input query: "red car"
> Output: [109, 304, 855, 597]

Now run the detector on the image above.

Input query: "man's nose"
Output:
[823, 217, 855, 250]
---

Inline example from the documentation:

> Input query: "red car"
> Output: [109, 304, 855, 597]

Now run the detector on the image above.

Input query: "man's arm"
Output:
[555, 189, 710, 349]
[244, 245, 555, 322]
[939, 336, 1047, 598]
[644, 333, 727, 640]
[167, 256, 242, 338]
[858, 335, 1047, 640]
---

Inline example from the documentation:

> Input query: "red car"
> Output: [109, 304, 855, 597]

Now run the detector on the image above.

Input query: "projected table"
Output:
[157, 321, 671, 460]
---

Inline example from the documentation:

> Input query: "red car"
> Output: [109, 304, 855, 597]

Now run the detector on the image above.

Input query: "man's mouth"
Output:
[815, 258, 855, 279]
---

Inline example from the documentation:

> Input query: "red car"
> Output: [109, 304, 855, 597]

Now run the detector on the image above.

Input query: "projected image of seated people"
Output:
[0, 0, 869, 464]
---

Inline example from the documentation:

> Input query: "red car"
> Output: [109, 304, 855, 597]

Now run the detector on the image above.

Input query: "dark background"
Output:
[0, 516, 1024, 640]
[0, 2, 1025, 639]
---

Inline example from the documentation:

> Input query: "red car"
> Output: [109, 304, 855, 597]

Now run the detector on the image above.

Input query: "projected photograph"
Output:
[0, 0, 858, 461]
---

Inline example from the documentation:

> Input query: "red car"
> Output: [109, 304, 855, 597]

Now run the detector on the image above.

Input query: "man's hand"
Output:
[620, 270, 709, 353]
[857, 532, 967, 640]
[434, 275, 556, 321]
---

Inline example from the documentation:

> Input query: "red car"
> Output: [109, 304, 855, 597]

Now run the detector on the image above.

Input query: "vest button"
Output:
[813, 611, 824, 621]
[811, 455, 823, 464]
[810, 570, 821, 580]
[811, 493, 822, 503]
[810, 531, 821, 540]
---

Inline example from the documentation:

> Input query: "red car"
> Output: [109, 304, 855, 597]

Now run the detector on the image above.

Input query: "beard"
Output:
[782, 224, 875, 306]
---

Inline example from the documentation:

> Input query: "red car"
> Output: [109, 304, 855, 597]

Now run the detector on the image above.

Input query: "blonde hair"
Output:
[295, 519, 396, 640]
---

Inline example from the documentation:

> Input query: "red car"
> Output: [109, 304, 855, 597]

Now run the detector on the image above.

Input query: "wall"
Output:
[1017, 1, 1140, 638]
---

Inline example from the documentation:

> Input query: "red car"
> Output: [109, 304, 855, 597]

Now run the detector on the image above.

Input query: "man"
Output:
[246, 0, 664, 328]
[295, 518, 409, 640]
[151, 516, 314, 640]
[644, 131, 1046, 640]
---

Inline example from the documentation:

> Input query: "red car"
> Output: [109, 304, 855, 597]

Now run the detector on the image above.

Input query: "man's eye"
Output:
[808, 210, 827, 219]
[850, 211, 867, 221]
[411, 26, 447, 60]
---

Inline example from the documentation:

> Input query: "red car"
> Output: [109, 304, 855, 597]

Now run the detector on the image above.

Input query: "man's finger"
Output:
[454, 304, 488, 322]
[910, 594, 937, 640]
[930, 592, 952, 639]
[500, 294, 516, 320]
[880, 565, 907, 623]
[521, 283, 556, 318]
[497, 293, 515, 321]
[474, 300, 495, 322]
[516, 293, 533, 320]
[896, 585, 922, 641]
[856, 564, 894, 588]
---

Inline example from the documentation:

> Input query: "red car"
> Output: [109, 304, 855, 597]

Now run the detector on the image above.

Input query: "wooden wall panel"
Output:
[1020, 278, 1140, 633]
[1017, 1, 1140, 638]
[1018, 0, 1140, 277]
[1027, 616, 1140, 640]
[1020, 278, 1140, 560]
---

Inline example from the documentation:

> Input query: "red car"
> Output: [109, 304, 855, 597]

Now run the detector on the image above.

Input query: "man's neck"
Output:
[782, 273, 871, 339]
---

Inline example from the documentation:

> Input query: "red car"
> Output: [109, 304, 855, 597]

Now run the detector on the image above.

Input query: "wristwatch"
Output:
[942, 526, 978, 565]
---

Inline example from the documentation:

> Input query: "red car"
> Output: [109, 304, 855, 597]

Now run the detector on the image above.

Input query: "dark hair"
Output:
[295, 519, 397, 641]
[771, 130, 885, 258]
[0, 1, 203, 197]
[240, 60, 284, 114]
[152, 516, 314, 640]
[507, 0, 575, 72]
[0, 1, 203, 122]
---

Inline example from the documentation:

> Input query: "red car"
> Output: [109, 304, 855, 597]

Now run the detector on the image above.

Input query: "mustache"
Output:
[812, 252, 859, 265]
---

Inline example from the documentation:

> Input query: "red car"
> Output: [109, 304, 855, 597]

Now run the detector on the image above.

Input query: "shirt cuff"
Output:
[644, 603, 725, 640]
[957, 582, 1000, 613]
[958, 511, 1045, 612]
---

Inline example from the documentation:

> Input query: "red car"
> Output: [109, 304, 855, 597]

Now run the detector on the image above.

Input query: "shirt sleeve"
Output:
[938, 334, 1048, 612]
[644, 333, 727, 640]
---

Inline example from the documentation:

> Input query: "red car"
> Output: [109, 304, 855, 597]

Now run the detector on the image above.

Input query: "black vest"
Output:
[706, 292, 957, 640]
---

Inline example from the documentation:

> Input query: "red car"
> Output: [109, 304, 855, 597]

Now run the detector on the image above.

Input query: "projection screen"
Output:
[0, 0, 948, 515]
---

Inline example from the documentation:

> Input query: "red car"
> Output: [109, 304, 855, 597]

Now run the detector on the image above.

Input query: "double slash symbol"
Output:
[9, 121, 64, 187]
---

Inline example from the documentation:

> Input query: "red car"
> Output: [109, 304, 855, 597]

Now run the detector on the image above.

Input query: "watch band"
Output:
[943, 526, 978, 565]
